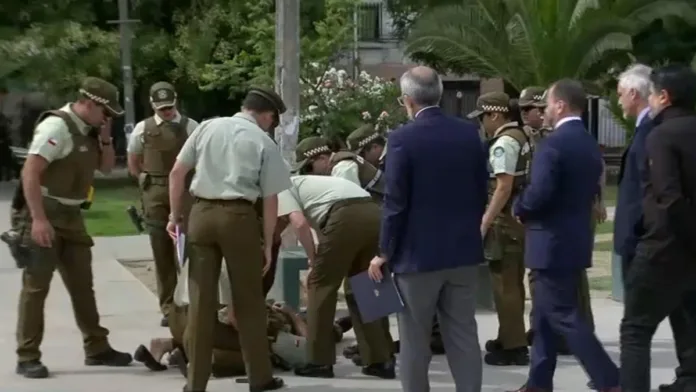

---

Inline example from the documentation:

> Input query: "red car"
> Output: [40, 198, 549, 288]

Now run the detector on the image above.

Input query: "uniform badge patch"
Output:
[493, 147, 505, 157]
[79, 145, 88, 152]
[157, 89, 168, 99]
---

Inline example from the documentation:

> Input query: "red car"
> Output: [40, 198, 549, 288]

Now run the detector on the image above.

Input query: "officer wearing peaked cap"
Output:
[518, 86, 551, 145]
[346, 124, 386, 168]
[468, 91, 532, 366]
[166, 86, 289, 392]
[16, 77, 133, 378]
[127, 81, 199, 328]
[293, 136, 386, 203]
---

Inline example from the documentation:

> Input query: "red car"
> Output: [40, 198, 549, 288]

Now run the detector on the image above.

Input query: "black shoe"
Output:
[169, 348, 188, 378]
[431, 335, 445, 355]
[336, 316, 353, 333]
[133, 344, 167, 371]
[659, 378, 696, 392]
[249, 377, 285, 392]
[16, 359, 49, 379]
[362, 359, 396, 379]
[85, 348, 133, 366]
[294, 363, 334, 378]
[342, 344, 359, 358]
[526, 330, 534, 346]
[484, 339, 503, 353]
[484, 347, 530, 366]
[161, 316, 169, 327]
[211, 364, 245, 378]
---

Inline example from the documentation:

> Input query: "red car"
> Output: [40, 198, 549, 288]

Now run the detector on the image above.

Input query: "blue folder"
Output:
[349, 267, 404, 323]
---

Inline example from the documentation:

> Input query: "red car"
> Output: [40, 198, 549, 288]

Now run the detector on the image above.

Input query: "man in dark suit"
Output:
[368, 66, 488, 392]
[510, 79, 619, 392]
[620, 65, 696, 392]
[614, 64, 654, 279]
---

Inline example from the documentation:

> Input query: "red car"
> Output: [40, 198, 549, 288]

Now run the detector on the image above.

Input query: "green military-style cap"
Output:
[79, 77, 124, 117]
[247, 87, 287, 115]
[292, 136, 332, 172]
[149, 81, 177, 109]
[467, 92, 511, 119]
[346, 124, 384, 153]
[518, 86, 547, 108]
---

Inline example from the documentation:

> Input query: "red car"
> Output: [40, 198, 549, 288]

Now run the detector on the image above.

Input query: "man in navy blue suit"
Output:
[368, 66, 488, 392]
[510, 79, 619, 392]
[614, 64, 654, 281]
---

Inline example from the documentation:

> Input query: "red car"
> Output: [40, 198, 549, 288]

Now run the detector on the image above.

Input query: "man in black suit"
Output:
[620, 65, 696, 392]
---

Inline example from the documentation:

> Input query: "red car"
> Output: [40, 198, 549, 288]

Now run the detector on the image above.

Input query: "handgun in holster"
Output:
[126, 205, 145, 233]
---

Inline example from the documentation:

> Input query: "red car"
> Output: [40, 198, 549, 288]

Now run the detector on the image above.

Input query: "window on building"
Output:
[358, 3, 382, 41]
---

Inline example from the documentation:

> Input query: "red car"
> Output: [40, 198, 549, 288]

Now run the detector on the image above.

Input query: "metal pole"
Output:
[274, 0, 301, 166]
[352, 5, 359, 79]
[108, 0, 139, 140]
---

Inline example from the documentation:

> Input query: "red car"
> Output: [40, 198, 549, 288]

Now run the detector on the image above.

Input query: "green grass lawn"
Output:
[83, 177, 142, 237]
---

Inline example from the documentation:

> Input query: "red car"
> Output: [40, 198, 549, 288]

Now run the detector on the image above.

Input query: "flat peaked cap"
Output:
[149, 81, 177, 109]
[467, 92, 511, 119]
[79, 77, 124, 117]
[247, 87, 287, 115]
[518, 86, 547, 108]
[347, 124, 382, 152]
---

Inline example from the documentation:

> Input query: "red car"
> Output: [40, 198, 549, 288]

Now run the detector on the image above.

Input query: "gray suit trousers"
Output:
[395, 265, 482, 392]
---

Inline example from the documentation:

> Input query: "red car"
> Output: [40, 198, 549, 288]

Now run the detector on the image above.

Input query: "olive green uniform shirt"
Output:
[277, 175, 370, 229]
[176, 113, 291, 201]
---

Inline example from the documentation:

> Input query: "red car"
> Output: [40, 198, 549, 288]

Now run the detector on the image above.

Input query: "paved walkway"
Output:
[0, 181, 679, 392]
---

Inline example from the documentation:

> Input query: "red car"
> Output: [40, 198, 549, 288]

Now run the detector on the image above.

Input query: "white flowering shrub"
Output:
[299, 64, 407, 142]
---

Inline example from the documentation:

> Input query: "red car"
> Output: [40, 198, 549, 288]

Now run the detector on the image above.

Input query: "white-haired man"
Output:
[614, 64, 653, 283]
[369, 66, 488, 392]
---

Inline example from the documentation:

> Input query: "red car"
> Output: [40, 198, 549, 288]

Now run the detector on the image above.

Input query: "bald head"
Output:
[400, 66, 443, 107]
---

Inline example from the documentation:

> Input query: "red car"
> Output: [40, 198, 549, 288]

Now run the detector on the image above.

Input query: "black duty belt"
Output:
[194, 197, 252, 206]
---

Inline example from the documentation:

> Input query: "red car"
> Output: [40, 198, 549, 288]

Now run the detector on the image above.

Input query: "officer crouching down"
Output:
[277, 174, 395, 379]
[15, 77, 133, 379]
[166, 87, 290, 392]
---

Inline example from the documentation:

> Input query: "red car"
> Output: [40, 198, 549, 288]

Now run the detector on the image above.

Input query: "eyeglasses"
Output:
[397, 95, 407, 106]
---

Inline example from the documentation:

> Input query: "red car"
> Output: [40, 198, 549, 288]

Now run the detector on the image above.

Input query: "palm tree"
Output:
[404, 0, 696, 90]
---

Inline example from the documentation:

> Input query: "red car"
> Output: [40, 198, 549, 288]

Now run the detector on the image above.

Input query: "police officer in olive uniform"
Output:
[294, 136, 386, 201]
[517, 86, 595, 355]
[16, 77, 133, 378]
[127, 82, 199, 327]
[166, 87, 289, 392]
[293, 135, 398, 366]
[276, 174, 395, 379]
[468, 92, 531, 366]
[345, 124, 387, 168]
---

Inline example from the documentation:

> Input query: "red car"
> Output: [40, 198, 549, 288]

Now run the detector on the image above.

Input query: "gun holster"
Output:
[483, 224, 504, 262]
[138, 172, 151, 191]
[1, 230, 33, 269]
